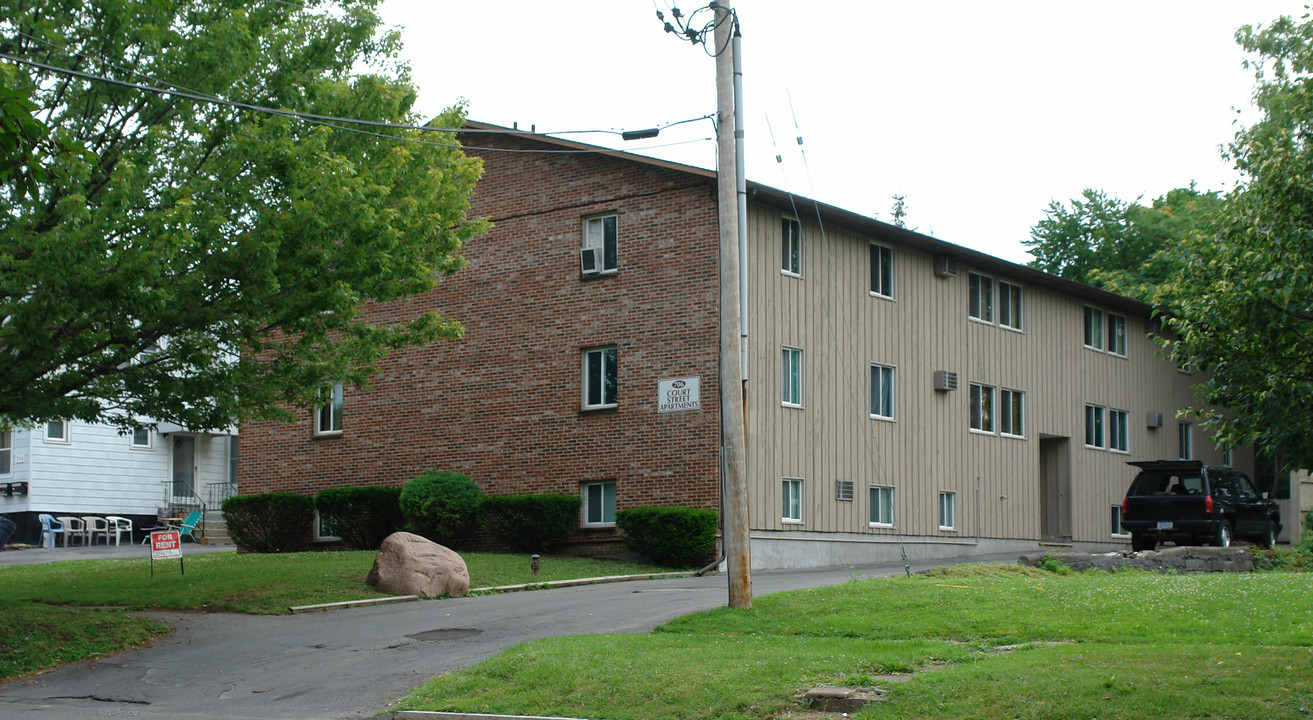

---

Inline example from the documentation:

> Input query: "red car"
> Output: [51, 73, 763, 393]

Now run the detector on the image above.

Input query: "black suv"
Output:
[1121, 460, 1281, 552]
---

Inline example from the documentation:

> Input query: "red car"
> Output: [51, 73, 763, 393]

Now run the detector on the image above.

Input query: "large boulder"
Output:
[366, 532, 470, 598]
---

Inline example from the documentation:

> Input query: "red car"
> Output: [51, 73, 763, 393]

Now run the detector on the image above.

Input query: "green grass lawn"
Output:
[398, 563, 1313, 720]
[0, 550, 666, 681]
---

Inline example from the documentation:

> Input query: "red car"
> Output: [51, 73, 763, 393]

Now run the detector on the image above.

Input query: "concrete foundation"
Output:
[748, 531, 1043, 569]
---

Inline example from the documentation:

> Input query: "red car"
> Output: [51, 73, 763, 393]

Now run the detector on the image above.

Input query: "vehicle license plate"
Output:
[1156, 521, 1174, 530]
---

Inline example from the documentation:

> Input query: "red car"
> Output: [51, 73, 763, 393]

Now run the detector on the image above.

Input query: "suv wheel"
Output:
[1131, 533, 1155, 552]
[1257, 521, 1277, 549]
[1212, 521, 1233, 548]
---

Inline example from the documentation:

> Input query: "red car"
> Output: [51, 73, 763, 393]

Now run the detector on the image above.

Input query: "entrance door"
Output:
[172, 435, 196, 503]
[1039, 435, 1071, 540]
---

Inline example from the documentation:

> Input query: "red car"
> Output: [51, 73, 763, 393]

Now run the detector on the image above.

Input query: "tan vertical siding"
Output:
[746, 200, 1248, 547]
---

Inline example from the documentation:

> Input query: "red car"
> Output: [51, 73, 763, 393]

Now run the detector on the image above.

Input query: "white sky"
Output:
[378, 1, 1302, 264]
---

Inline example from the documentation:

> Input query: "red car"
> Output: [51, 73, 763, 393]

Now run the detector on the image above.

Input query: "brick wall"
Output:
[240, 132, 724, 546]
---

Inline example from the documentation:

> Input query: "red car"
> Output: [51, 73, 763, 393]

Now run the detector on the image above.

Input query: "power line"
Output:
[0, 51, 714, 155]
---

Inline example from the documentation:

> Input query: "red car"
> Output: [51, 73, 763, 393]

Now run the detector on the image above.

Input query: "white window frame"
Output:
[782, 478, 803, 523]
[969, 382, 995, 433]
[782, 346, 804, 408]
[999, 281, 1023, 331]
[1222, 444, 1234, 467]
[869, 485, 895, 527]
[1083, 307, 1105, 350]
[869, 363, 895, 420]
[869, 242, 893, 299]
[781, 216, 803, 277]
[939, 491, 957, 531]
[968, 272, 994, 323]
[314, 509, 341, 542]
[44, 420, 70, 444]
[1085, 404, 1106, 449]
[581, 346, 618, 410]
[999, 388, 1024, 438]
[1107, 313, 1127, 357]
[1111, 505, 1130, 538]
[583, 213, 618, 274]
[130, 427, 153, 449]
[1179, 422, 1193, 460]
[0, 430, 10, 475]
[1109, 409, 1129, 453]
[315, 382, 344, 436]
[583, 480, 617, 526]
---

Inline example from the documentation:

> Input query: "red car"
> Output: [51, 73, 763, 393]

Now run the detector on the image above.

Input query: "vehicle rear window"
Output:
[1129, 472, 1204, 496]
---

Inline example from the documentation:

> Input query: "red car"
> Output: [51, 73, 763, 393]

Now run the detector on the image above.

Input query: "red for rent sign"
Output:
[151, 530, 182, 560]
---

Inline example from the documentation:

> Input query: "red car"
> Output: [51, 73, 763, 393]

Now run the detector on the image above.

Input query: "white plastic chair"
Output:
[105, 516, 134, 546]
[82, 516, 110, 545]
[55, 516, 86, 546]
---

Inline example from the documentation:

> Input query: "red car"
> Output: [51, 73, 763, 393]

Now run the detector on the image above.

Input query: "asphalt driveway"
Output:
[0, 552, 1020, 720]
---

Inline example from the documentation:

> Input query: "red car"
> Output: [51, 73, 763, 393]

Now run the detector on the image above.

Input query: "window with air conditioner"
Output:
[582, 214, 618, 275]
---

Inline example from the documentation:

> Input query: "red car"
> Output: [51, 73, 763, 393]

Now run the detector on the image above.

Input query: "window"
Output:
[1083, 307, 1104, 350]
[869, 243, 893, 298]
[782, 347, 803, 407]
[1111, 505, 1129, 537]
[131, 427, 152, 449]
[869, 485, 894, 526]
[316, 383, 344, 435]
[44, 420, 69, 443]
[582, 347, 618, 410]
[583, 214, 618, 273]
[1222, 444, 1233, 467]
[968, 272, 993, 322]
[583, 481, 617, 525]
[1109, 409, 1129, 453]
[1108, 313, 1127, 356]
[0, 430, 10, 474]
[1085, 404, 1106, 448]
[314, 510, 341, 542]
[1178, 422, 1193, 460]
[782, 478, 803, 522]
[999, 388, 1024, 437]
[781, 217, 803, 276]
[969, 383, 995, 432]
[870, 364, 894, 420]
[999, 281, 1023, 330]
[939, 491, 956, 530]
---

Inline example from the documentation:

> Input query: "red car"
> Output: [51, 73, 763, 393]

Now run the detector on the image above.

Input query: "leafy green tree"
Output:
[1025, 186, 1222, 303]
[1164, 14, 1313, 470]
[0, 0, 487, 431]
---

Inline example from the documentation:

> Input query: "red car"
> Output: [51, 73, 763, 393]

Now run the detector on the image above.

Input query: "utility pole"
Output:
[654, 0, 751, 609]
[713, 0, 752, 610]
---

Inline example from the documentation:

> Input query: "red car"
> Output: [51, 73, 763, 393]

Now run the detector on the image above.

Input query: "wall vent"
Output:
[933, 370, 958, 392]
[1146, 411, 1164, 429]
[835, 480, 854, 502]
[934, 255, 958, 278]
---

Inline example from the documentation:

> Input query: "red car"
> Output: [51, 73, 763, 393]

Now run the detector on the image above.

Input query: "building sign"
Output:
[657, 377, 702, 413]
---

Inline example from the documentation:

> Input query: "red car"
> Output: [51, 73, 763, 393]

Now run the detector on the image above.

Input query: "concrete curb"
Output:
[289, 595, 420, 613]
[288, 571, 701, 613]
[390, 712, 596, 720]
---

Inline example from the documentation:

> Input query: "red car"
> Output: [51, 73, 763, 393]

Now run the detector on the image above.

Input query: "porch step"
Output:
[200, 517, 233, 546]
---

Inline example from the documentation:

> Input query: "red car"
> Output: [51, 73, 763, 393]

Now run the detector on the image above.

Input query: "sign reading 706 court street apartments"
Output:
[657, 377, 701, 413]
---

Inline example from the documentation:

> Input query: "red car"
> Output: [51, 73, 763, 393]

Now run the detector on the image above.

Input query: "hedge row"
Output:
[222, 472, 718, 567]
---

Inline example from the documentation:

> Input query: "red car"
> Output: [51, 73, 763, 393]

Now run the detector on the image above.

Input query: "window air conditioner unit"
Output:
[933, 370, 958, 392]
[1146, 411, 1164, 429]
[934, 255, 958, 278]
[580, 247, 599, 275]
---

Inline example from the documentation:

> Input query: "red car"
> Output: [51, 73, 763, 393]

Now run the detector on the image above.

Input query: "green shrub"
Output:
[481, 493, 582, 552]
[616, 506, 718, 568]
[222, 493, 314, 553]
[399, 471, 483, 546]
[315, 486, 404, 550]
